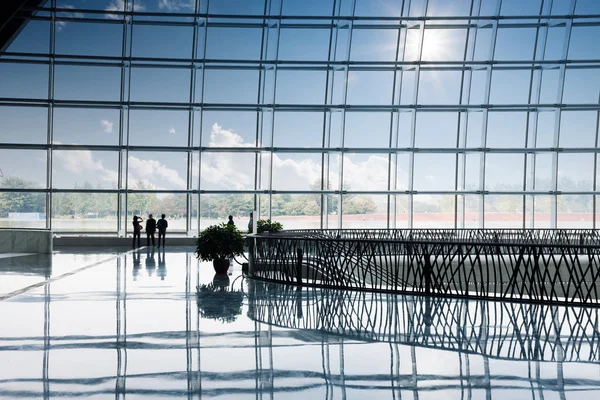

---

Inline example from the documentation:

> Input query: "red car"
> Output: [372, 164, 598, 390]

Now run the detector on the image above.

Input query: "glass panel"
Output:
[427, 0, 472, 16]
[535, 111, 555, 148]
[56, 21, 123, 57]
[276, 70, 327, 104]
[415, 112, 458, 148]
[343, 154, 389, 191]
[206, 27, 263, 60]
[500, 0, 542, 15]
[494, 28, 536, 60]
[0, 150, 47, 189]
[344, 112, 391, 148]
[209, 0, 266, 14]
[130, 68, 191, 103]
[201, 111, 257, 147]
[200, 152, 255, 190]
[575, 0, 600, 14]
[563, 68, 600, 104]
[129, 109, 189, 147]
[53, 108, 120, 145]
[413, 195, 455, 228]
[54, 65, 120, 101]
[468, 69, 487, 104]
[558, 153, 594, 191]
[413, 154, 456, 191]
[399, 70, 416, 105]
[282, 0, 334, 15]
[490, 69, 531, 105]
[350, 29, 399, 62]
[53, 150, 118, 189]
[486, 112, 527, 148]
[533, 153, 553, 191]
[485, 154, 524, 191]
[52, 193, 117, 232]
[559, 111, 597, 148]
[342, 194, 387, 228]
[270, 194, 322, 230]
[203, 69, 260, 104]
[127, 152, 187, 191]
[0, 106, 47, 144]
[393, 153, 410, 190]
[0, 192, 46, 229]
[355, 0, 403, 17]
[557, 195, 593, 228]
[568, 27, 600, 60]
[417, 70, 462, 105]
[463, 153, 481, 190]
[484, 195, 523, 228]
[421, 29, 467, 61]
[543, 27, 565, 60]
[0, 63, 48, 99]
[272, 153, 321, 191]
[325, 194, 340, 229]
[394, 195, 409, 228]
[473, 28, 492, 61]
[465, 111, 483, 148]
[539, 68, 560, 104]
[279, 28, 331, 61]
[133, 25, 194, 59]
[346, 71, 394, 105]
[533, 195, 552, 228]
[199, 194, 254, 231]
[274, 112, 323, 148]
[5, 20, 50, 54]
[460, 195, 480, 228]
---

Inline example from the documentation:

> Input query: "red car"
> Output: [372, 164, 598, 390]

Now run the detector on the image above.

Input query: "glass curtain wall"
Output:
[0, 0, 599, 234]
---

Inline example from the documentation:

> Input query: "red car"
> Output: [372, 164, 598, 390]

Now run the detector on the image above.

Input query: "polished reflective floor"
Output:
[1, 247, 600, 399]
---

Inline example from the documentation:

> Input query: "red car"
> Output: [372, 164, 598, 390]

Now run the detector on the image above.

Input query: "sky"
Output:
[0, 0, 599, 202]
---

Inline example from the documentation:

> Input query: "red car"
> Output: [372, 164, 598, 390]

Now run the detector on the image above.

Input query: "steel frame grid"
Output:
[0, 0, 599, 234]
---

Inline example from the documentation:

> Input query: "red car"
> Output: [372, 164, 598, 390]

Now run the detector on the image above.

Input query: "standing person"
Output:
[248, 212, 253, 232]
[132, 216, 143, 248]
[145, 214, 157, 247]
[227, 215, 235, 226]
[157, 214, 168, 248]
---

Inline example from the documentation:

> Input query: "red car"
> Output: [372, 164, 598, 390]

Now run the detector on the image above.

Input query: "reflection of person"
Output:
[145, 247, 156, 277]
[158, 249, 167, 281]
[132, 216, 143, 248]
[133, 249, 141, 280]
[248, 212, 253, 232]
[227, 215, 235, 226]
[146, 214, 156, 247]
[157, 214, 168, 248]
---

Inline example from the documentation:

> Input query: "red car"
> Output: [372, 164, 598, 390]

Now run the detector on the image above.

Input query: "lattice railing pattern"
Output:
[247, 281, 600, 363]
[247, 229, 600, 306]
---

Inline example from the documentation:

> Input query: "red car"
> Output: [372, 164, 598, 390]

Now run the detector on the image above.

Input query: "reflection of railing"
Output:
[247, 229, 600, 306]
[247, 280, 600, 363]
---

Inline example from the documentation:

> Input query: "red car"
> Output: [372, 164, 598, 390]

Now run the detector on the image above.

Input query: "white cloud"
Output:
[105, 0, 144, 19]
[100, 120, 114, 133]
[208, 123, 254, 148]
[168, 128, 176, 135]
[128, 156, 187, 189]
[53, 149, 118, 186]
[158, 0, 195, 11]
[56, 5, 84, 31]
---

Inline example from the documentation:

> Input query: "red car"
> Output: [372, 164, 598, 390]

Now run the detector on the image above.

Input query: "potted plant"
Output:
[196, 223, 244, 274]
[248, 219, 283, 234]
[197, 275, 243, 323]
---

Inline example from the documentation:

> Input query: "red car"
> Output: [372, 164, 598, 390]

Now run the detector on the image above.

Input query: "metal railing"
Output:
[247, 229, 600, 306]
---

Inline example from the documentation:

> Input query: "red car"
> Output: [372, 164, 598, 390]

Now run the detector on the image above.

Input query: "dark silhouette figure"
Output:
[248, 212, 253, 232]
[132, 215, 143, 248]
[158, 248, 167, 281]
[157, 214, 168, 248]
[227, 215, 235, 226]
[146, 214, 157, 247]
[145, 247, 156, 277]
[133, 249, 141, 280]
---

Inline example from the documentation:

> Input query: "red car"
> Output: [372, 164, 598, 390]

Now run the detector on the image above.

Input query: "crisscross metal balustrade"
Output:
[247, 229, 600, 306]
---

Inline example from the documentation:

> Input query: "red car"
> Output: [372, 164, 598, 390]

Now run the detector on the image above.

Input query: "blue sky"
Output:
[0, 0, 599, 200]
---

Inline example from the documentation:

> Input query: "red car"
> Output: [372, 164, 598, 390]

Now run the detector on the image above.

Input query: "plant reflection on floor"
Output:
[196, 274, 243, 323]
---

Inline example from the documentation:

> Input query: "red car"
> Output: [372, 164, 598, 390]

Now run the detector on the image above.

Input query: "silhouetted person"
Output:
[248, 212, 253, 232]
[146, 214, 156, 247]
[132, 215, 143, 248]
[133, 248, 141, 280]
[157, 214, 168, 248]
[227, 215, 235, 226]
[145, 247, 156, 277]
[158, 249, 167, 281]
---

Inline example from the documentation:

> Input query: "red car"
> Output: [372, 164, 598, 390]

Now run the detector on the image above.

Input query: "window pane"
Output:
[0, 192, 46, 229]
[0, 63, 48, 99]
[274, 112, 323, 147]
[490, 69, 531, 104]
[53, 150, 118, 189]
[463, 153, 481, 190]
[56, 21, 122, 57]
[279, 29, 331, 61]
[557, 195, 593, 229]
[418, 70, 462, 105]
[203, 69, 259, 104]
[206, 27, 262, 60]
[276, 70, 327, 105]
[0, 106, 47, 144]
[558, 153, 594, 191]
[413, 195, 455, 228]
[413, 154, 456, 191]
[209, 0, 266, 14]
[200, 194, 254, 230]
[344, 112, 391, 148]
[346, 71, 394, 105]
[533, 153, 553, 191]
[394, 195, 409, 228]
[535, 112, 555, 148]
[563, 68, 600, 104]
[465, 111, 483, 148]
[415, 112, 458, 148]
[5, 20, 50, 54]
[494, 28, 536, 60]
[427, 0, 472, 16]
[127, 152, 187, 190]
[500, 0, 542, 15]
[544, 27, 565, 60]
[54, 108, 120, 145]
[0, 150, 47, 189]
[421, 29, 467, 61]
[485, 154, 524, 191]
[473, 28, 492, 61]
[270, 194, 322, 229]
[559, 111, 597, 148]
[468, 69, 487, 104]
[129, 109, 189, 147]
[568, 27, 600, 60]
[459, 195, 480, 228]
[533, 195, 552, 228]
[343, 154, 389, 191]
[484, 195, 523, 228]
[272, 153, 321, 191]
[342, 194, 387, 228]
[127, 193, 187, 233]
[350, 29, 399, 62]
[133, 25, 193, 59]
[201, 111, 257, 147]
[54, 65, 120, 101]
[486, 112, 527, 148]
[130, 68, 191, 103]
[282, 0, 334, 15]
[200, 152, 255, 190]
[393, 153, 410, 190]
[539, 68, 559, 104]
[52, 193, 117, 232]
